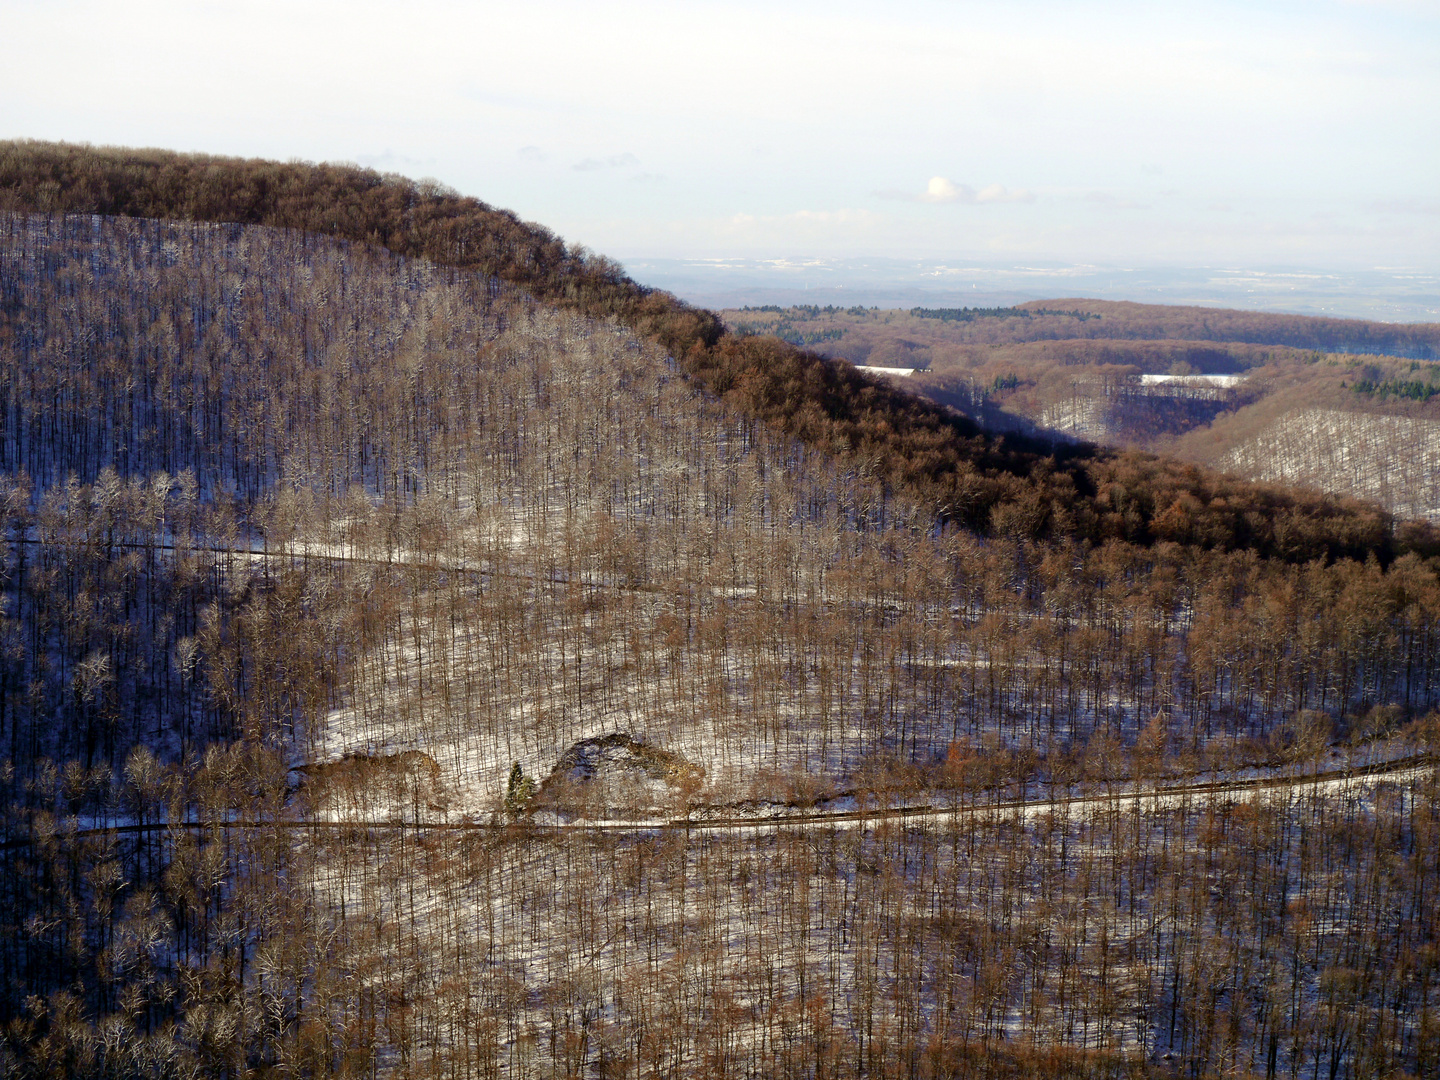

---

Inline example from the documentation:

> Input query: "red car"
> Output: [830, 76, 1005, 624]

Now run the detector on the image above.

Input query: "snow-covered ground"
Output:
[1038, 397, 1107, 440]
[1221, 407, 1440, 521]
[297, 751, 1438, 1074]
[1140, 373, 1246, 389]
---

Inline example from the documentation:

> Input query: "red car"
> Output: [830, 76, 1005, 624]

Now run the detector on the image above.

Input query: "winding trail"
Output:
[5, 535, 1429, 846]
[4, 751, 1429, 851]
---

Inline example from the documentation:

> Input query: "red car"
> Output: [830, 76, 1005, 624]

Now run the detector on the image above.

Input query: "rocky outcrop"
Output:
[538, 734, 704, 815]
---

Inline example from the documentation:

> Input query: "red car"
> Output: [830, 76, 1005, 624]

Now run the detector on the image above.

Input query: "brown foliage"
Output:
[1, 138, 1428, 565]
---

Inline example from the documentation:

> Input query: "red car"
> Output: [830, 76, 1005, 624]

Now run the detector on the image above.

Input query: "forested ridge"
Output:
[1008, 299, 1440, 355]
[725, 300, 1440, 527]
[2, 138, 1432, 566]
[0, 152, 1438, 1078]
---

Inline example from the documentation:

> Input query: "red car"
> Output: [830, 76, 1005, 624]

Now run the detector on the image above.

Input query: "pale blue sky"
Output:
[4, 0, 1437, 272]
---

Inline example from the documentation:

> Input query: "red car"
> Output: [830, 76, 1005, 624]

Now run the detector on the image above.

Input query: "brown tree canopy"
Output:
[2, 137, 1434, 568]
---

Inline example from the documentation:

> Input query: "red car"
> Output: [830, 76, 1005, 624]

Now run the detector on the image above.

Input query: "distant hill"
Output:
[725, 301, 1440, 522]
[1013, 298, 1440, 356]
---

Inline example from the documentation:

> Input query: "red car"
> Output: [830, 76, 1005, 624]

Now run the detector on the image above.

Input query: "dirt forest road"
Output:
[5, 751, 1430, 852]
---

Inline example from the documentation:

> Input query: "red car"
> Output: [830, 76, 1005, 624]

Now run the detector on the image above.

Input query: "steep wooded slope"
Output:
[3, 139, 1430, 564]
[1, 207, 1439, 1078]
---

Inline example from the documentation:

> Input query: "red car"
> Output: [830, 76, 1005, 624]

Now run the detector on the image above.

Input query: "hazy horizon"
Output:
[622, 256, 1440, 323]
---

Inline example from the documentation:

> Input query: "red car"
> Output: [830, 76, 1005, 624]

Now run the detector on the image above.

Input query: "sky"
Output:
[4, 0, 1439, 301]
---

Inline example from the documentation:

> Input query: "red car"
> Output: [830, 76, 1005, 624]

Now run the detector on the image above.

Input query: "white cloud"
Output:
[920, 176, 967, 203]
[887, 177, 1036, 205]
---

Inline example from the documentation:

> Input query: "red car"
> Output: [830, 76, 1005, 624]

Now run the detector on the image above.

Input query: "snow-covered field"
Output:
[1140, 374, 1247, 389]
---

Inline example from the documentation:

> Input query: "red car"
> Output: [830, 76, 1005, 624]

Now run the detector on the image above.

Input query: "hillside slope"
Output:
[0, 167, 1439, 1078]
[3, 139, 1431, 564]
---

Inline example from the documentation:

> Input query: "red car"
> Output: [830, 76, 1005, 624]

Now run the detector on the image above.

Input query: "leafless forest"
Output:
[723, 303, 1440, 524]
[1, 212, 1439, 1079]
